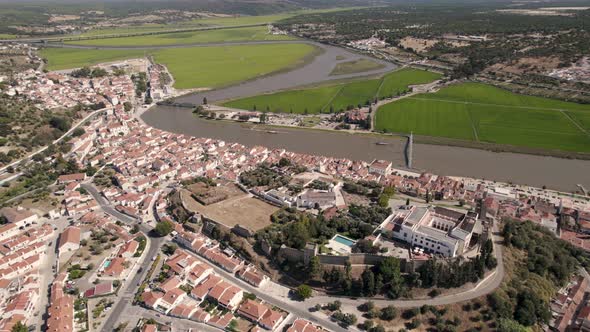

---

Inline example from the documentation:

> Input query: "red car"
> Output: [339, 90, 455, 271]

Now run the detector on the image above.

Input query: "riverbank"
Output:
[142, 106, 590, 192]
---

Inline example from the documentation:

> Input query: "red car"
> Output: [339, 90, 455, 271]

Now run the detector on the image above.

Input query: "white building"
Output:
[297, 190, 336, 210]
[369, 159, 392, 176]
[57, 226, 81, 259]
[384, 205, 480, 257]
[0, 207, 38, 228]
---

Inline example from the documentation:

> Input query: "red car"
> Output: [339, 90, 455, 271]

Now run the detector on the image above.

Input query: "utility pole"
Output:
[407, 131, 413, 169]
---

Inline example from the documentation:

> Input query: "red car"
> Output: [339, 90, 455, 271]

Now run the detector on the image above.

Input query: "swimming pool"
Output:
[103, 260, 111, 269]
[333, 235, 356, 247]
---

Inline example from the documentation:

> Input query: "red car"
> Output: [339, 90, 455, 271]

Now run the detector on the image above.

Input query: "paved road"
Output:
[185, 221, 504, 331]
[183, 245, 358, 332]
[308, 220, 504, 310]
[124, 306, 223, 332]
[84, 179, 505, 331]
[36, 217, 69, 332]
[82, 183, 166, 331]
[0, 108, 105, 176]
[86, 180, 355, 331]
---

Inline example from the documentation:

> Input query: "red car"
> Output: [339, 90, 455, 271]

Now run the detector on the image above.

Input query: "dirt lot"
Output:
[353, 298, 493, 332]
[399, 37, 438, 53]
[486, 56, 561, 75]
[342, 191, 371, 206]
[181, 189, 278, 231]
[187, 181, 244, 205]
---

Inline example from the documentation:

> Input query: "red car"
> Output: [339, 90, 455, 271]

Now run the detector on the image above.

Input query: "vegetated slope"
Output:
[223, 68, 440, 114]
[488, 220, 590, 330]
[375, 82, 590, 152]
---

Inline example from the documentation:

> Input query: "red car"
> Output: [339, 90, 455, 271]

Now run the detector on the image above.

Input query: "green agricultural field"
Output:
[223, 67, 443, 114]
[329, 79, 381, 112]
[41, 43, 315, 89]
[152, 43, 316, 89]
[40, 48, 152, 71]
[377, 68, 442, 99]
[67, 26, 295, 47]
[376, 98, 475, 140]
[188, 8, 368, 26]
[73, 14, 293, 38]
[568, 111, 590, 131]
[77, 24, 178, 37]
[330, 59, 385, 76]
[190, 13, 294, 26]
[224, 85, 342, 114]
[375, 82, 590, 152]
[222, 78, 382, 115]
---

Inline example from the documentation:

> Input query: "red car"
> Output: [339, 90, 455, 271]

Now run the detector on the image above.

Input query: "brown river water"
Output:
[142, 106, 590, 192]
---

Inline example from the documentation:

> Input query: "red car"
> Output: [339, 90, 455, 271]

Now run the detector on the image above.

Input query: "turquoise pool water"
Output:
[103, 260, 111, 268]
[333, 235, 355, 247]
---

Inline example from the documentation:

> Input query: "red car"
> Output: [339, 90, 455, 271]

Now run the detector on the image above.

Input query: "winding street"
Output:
[45, 38, 507, 331]
[81, 181, 505, 331]
[309, 220, 505, 310]
[81, 183, 168, 331]
[0, 108, 105, 176]
[82, 181, 355, 332]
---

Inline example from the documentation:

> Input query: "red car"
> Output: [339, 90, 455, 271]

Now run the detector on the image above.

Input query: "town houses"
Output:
[68, 107, 589, 245]
[140, 245, 286, 331]
[0, 208, 57, 330]
[0, 44, 589, 332]
[10, 68, 135, 110]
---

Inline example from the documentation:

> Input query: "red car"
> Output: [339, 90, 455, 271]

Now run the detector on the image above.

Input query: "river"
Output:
[143, 106, 590, 192]
[90, 37, 588, 193]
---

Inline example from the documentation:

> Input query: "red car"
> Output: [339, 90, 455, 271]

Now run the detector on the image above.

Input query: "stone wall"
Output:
[278, 245, 304, 262]
[277, 245, 417, 272]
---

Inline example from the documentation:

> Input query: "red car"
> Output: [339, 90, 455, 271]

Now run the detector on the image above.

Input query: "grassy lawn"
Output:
[377, 68, 443, 99]
[40, 48, 152, 71]
[152, 43, 317, 89]
[330, 58, 385, 75]
[375, 82, 590, 152]
[224, 85, 342, 114]
[67, 26, 295, 47]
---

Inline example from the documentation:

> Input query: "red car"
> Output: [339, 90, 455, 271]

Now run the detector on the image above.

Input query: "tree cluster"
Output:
[71, 66, 108, 78]
[487, 219, 590, 328]
[416, 238, 496, 288]
[239, 164, 291, 189]
[322, 257, 404, 298]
